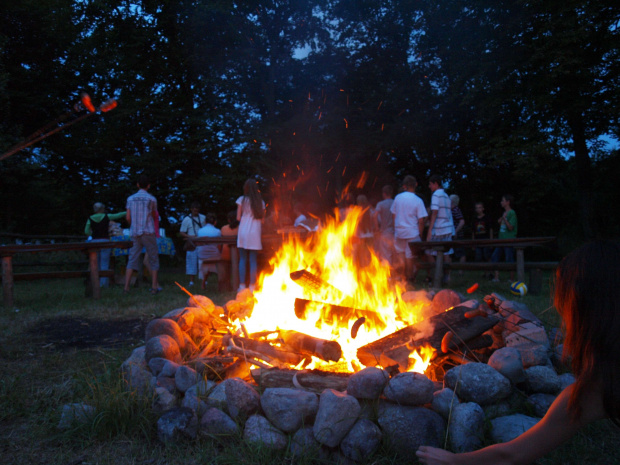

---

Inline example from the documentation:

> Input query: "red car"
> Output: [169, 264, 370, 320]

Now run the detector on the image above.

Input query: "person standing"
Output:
[374, 185, 395, 267]
[491, 194, 518, 282]
[236, 178, 265, 292]
[450, 194, 466, 276]
[390, 175, 428, 284]
[179, 202, 206, 287]
[196, 212, 224, 290]
[472, 201, 493, 266]
[123, 175, 161, 294]
[426, 175, 454, 284]
[84, 202, 126, 287]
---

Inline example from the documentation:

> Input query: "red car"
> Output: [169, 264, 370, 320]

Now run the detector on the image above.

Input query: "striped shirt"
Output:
[430, 189, 454, 236]
[126, 189, 157, 236]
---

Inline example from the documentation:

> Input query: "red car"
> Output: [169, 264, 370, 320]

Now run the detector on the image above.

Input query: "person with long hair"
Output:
[417, 240, 620, 464]
[236, 178, 265, 292]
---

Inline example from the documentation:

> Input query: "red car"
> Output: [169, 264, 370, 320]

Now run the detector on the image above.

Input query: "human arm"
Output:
[416, 382, 606, 465]
[126, 209, 131, 226]
[418, 218, 426, 239]
[108, 211, 127, 221]
[85, 218, 92, 236]
[237, 203, 243, 222]
[426, 210, 438, 241]
[454, 218, 465, 236]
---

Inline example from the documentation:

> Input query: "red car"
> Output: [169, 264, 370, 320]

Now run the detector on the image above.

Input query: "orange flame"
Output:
[236, 207, 435, 374]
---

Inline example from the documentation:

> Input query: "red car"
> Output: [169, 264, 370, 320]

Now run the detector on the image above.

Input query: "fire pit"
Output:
[110, 209, 569, 459]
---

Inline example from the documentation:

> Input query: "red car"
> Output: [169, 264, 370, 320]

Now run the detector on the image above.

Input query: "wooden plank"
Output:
[5, 270, 115, 281]
[414, 262, 558, 270]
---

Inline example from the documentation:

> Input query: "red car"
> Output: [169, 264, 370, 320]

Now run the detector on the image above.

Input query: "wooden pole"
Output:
[2, 255, 14, 308]
[87, 249, 101, 299]
[433, 247, 445, 289]
[515, 247, 525, 282]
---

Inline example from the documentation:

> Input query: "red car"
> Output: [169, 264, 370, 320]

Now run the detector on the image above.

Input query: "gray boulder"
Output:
[175, 365, 198, 393]
[431, 388, 460, 420]
[377, 404, 445, 458]
[145, 334, 182, 364]
[199, 407, 239, 438]
[313, 389, 361, 447]
[225, 377, 261, 421]
[488, 347, 526, 384]
[243, 414, 288, 450]
[58, 403, 95, 430]
[383, 372, 435, 406]
[157, 407, 198, 443]
[448, 402, 485, 453]
[490, 413, 539, 443]
[525, 366, 561, 394]
[347, 366, 390, 400]
[340, 418, 383, 462]
[260, 387, 319, 433]
[444, 363, 512, 405]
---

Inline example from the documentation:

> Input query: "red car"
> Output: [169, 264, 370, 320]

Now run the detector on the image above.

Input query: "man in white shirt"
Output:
[426, 174, 454, 284]
[390, 175, 428, 284]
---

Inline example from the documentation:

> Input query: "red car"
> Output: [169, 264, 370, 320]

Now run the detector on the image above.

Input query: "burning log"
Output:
[356, 305, 499, 371]
[290, 269, 348, 301]
[225, 335, 306, 366]
[294, 298, 387, 332]
[251, 368, 351, 394]
[278, 329, 342, 362]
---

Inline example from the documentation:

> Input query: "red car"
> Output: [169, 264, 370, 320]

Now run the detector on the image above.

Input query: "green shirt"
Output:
[498, 209, 517, 239]
[85, 212, 127, 236]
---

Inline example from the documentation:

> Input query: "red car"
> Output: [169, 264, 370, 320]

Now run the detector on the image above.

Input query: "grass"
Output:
[1, 266, 618, 464]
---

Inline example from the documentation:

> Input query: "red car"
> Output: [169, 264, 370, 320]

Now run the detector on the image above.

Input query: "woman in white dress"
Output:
[236, 178, 265, 292]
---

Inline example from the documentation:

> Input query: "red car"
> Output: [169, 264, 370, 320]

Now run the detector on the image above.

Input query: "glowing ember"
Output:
[232, 206, 435, 374]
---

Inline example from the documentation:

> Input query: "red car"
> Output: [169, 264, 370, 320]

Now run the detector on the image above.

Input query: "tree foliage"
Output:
[1, 0, 618, 246]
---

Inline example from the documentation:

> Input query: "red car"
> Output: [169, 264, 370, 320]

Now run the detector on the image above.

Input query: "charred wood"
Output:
[251, 367, 351, 393]
[278, 329, 342, 362]
[356, 305, 499, 371]
[225, 335, 306, 366]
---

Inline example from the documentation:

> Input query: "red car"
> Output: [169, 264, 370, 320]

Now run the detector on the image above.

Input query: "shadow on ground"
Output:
[27, 316, 147, 349]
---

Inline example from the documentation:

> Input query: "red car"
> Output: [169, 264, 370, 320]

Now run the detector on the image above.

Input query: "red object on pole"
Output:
[81, 93, 96, 112]
[99, 99, 118, 112]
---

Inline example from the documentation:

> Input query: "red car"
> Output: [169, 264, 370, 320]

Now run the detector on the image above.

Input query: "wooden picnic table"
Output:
[409, 236, 557, 289]
[1, 240, 132, 308]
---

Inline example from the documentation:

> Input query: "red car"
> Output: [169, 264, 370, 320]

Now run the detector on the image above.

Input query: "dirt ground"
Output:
[26, 316, 148, 350]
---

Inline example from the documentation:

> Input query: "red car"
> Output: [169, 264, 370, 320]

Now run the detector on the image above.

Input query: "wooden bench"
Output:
[1, 240, 132, 308]
[409, 237, 558, 292]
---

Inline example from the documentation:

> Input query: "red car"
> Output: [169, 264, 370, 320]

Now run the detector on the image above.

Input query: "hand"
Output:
[416, 446, 457, 465]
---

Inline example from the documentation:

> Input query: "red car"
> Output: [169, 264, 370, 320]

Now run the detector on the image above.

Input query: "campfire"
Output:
[111, 205, 562, 457]
[155, 206, 497, 383]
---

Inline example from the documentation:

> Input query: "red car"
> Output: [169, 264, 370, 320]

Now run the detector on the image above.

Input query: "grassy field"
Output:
[0, 265, 618, 464]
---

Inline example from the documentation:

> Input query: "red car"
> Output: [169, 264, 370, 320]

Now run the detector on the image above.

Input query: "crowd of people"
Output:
[345, 174, 518, 287]
[87, 173, 520, 294]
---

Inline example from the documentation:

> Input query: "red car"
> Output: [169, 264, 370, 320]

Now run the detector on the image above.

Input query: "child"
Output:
[236, 178, 265, 292]
[416, 240, 620, 464]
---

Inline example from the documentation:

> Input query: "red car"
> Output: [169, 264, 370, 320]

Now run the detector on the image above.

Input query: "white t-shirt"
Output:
[430, 189, 454, 235]
[236, 195, 265, 250]
[390, 191, 428, 239]
[196, 223, 222, 260]
[180, 213, 206, 237]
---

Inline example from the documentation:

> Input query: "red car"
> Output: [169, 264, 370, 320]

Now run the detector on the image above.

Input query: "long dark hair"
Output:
[554, 240, 620, 424]
[243, 178, 265, 219]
